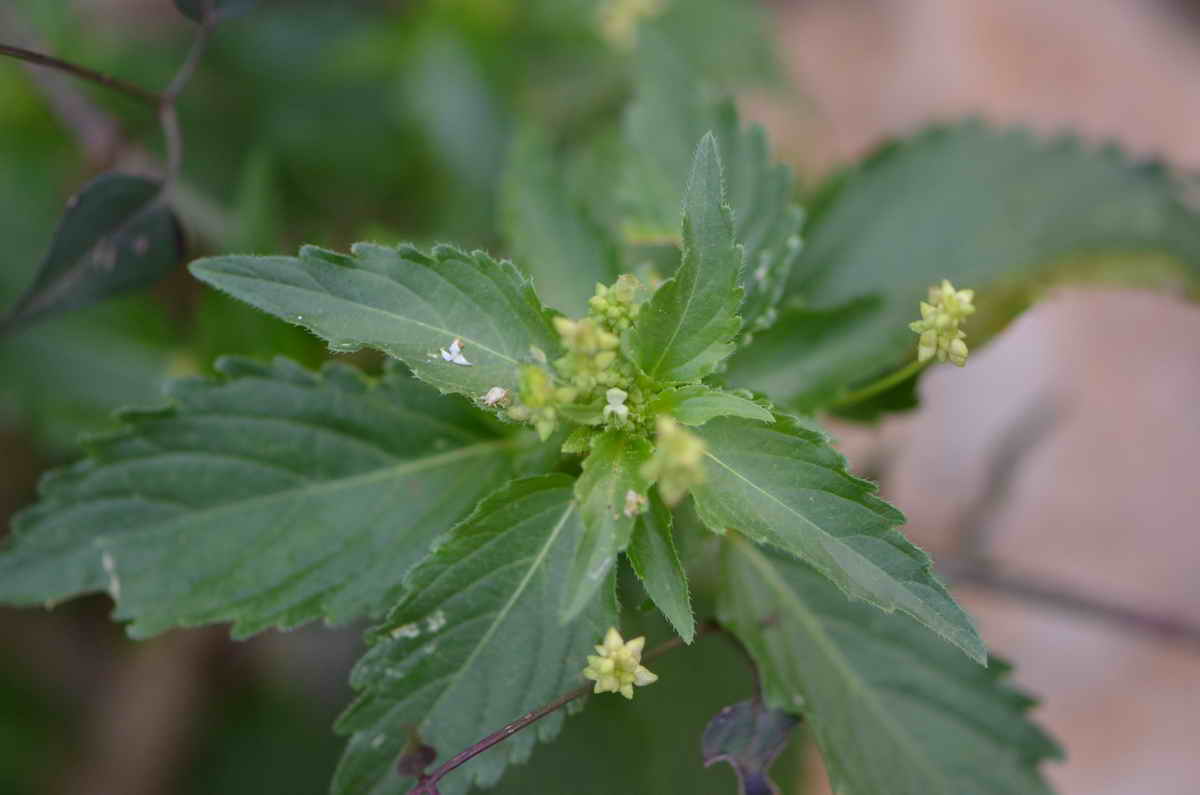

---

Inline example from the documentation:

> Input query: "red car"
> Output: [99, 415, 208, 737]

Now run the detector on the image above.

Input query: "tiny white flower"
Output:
[603, 387, 630, 424]
[440, 337, 472, 366]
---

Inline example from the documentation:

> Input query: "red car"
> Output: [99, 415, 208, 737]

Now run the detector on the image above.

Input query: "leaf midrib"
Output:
[734, 540, 953, 795]
[423, 499, 578, 729]
[197, 264, 521, 366]
[92, 438, 515, 548]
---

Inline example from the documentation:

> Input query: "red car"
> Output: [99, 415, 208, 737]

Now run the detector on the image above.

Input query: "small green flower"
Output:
[588, 274, 643, 333]
[582, 627, 658, 699]
[641, 415, 706, 505]
[909, 278, 975, 366]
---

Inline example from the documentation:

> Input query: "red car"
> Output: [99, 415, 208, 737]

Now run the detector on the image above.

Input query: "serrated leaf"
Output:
[334, 475, 616, 795]
[564, 430, 653, 621]
[501, 126, 620, 316]
[1, 174, 183, 334]
[174, 0, 257, 23]
[646, 384, 772, 427]
[621, 31, 802, 340]
[701, 699, 800, 795]
[189, 243, 562, 402]
[626, 491, 694, 643]
[690, 412, 985, 664]
[631, 133, 742, 381]
[719, 539, 1062, 795]
[734, 123, 1200, 418]
[0, 357, 519, 637]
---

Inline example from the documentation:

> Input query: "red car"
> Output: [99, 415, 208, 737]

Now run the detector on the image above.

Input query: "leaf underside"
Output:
[621, 27, 802, 341]
[719, 540, 1062, 795]
[334, 475, 617, 795]
[0, 357, 517, 638]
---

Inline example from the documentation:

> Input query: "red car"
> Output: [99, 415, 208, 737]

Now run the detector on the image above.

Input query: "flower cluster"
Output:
[505, 365, 567, 440]
[909, 279, 975, 367]
[641, 416, 706, 505]
[552, 317, 624, 393]
[582, 627, 658, 699]
[588, 274, 643, 333]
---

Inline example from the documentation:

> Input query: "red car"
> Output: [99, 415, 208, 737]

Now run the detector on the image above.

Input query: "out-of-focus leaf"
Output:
[0, 358, 519, 638]
[1, 174, 183, 334]
[334, 476, 617, 795]
[719, 540, 1062, 795]
[501, 126, 620, 315]
[736, 123, 1200, 419]
[0, 297, 174, 450]
[174, 0, 258, 23]
[702, 699, 800, 795]
[228, 149, 280, 253]
[620, 33, 802, 339]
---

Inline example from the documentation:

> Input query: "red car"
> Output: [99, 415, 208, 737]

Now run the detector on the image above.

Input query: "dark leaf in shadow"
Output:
[174, 0, 258, 23]
[702, 700, 799, 795]
[1, 174, 184, 335]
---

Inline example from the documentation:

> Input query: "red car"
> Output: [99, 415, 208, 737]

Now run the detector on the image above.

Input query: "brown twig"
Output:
[0, 42, 161, 106]
[0, 0, 217, 188]
[408, 620, 726, 794]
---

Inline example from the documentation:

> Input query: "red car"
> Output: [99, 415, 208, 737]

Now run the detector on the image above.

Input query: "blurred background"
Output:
[2, 1, 1199, 793]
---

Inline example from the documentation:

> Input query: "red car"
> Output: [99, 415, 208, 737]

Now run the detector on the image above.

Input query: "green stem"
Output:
[829, 358, 928, 410]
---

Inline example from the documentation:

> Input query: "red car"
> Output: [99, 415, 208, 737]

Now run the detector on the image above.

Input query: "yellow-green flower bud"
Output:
[582, 627, 658, 699]
[909, 278, 975, 367]
[642, 416, 707, 505]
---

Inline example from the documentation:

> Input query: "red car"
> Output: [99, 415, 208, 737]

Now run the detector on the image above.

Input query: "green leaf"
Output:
[719, 539, 1062, 795]
[646, 384, 773, 427]
[334, 475, 617, 795]
[701, 699, 800, 795]
[174, 0, 257, 23]
[690, 413, 985, 663]
[631, 133, 742, 381]
[189, 243, 562, 402]
[1, 174, 183, 334]
[0, 357, 519, 638]
[501, 126, 620, 316]
[737, 123, 1200, 417]
[626, 491, 694, 643]
[620, 31, 802, 340]
[565, 430, 654, 621]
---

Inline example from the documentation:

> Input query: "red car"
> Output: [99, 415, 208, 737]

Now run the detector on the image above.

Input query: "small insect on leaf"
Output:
[440, 338, 472, 366]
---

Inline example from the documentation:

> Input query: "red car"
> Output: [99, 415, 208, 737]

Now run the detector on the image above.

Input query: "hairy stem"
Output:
[408, 620, 725, 794]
